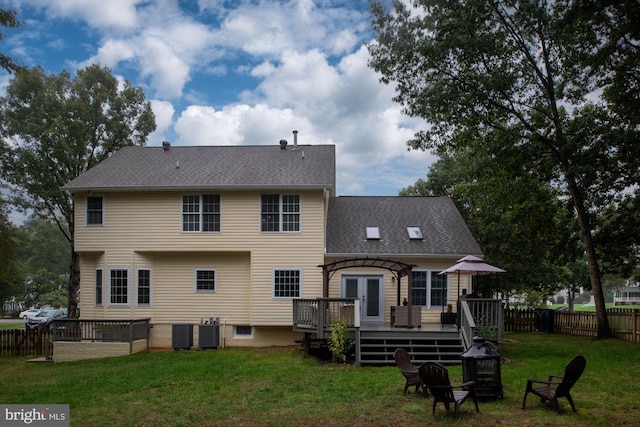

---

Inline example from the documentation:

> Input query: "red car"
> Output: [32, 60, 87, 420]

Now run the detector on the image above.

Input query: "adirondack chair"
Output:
[393, 348, 427, 396]
[419, 362, 479, 417]
[522, 355, 586, 413]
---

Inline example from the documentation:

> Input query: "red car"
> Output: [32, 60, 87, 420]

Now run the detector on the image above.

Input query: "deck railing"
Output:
[459, 299, 504, 346]
[50, 318, 151, 357]
[293, 298, 359, 338]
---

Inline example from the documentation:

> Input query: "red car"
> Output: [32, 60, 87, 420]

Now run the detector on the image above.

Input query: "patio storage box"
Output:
[172, 324, 193, 350]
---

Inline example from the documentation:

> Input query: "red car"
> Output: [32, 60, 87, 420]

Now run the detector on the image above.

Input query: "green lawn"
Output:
[0, 332, 638, 426]
[0, 322, 25, 330]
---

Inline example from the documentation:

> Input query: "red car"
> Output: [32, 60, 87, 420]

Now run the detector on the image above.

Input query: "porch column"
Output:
[322, 267, 329, 298]
[406, 268, 413, 328]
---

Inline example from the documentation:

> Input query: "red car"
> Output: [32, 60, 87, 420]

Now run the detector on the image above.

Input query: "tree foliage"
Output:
[0, 202, 20, 316]
[0, 65, 156, 316]
[401, 131, 577, 300]
[370, 0, 640, 338]
[0, 6, 20, 74]
[15, 217, 69, 309]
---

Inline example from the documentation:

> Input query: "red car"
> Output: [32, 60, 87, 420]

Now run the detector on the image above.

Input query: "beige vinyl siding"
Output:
[74, 190, 324, 252]
[75, 190, 326, 328]
[321, 257, 462, 325]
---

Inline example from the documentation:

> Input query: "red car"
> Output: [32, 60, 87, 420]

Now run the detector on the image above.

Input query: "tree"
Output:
[15, 217, 69, 308]
[0, 202, 20, 316]
[0, 6, 20, 74]
[369, 0, 640, 338]
[400, 130, 577, 300]
[562, 0, 640, 125]
[0, 65, 156, 317]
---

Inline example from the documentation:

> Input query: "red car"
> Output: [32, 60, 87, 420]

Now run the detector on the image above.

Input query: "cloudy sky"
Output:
[1, 0, 436, 196]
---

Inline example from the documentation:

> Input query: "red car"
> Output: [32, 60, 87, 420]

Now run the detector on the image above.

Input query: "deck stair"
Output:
[357, 329, 464, 366]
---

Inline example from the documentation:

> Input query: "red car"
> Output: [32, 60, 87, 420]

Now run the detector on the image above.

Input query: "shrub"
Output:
[328, 317, 354, 363]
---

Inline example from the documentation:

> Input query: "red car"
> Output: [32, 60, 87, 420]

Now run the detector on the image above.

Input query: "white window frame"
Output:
[136, 268, 152, 306]
[260, 194, 301, 233]
[411, 269, 449, 308]
[108, 268, 129, 306]
[182, 194, 221, 233]
[194, 269, 217, 293]
[234, 325, 253, 338]
[272, 268, 302, 299]
[86, 196, 104, 226]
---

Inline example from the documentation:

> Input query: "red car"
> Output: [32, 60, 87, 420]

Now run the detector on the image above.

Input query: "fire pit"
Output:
[460, 336, 503, 399]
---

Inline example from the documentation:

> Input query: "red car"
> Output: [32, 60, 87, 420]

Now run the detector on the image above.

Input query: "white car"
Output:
[19, 308, 41, 320]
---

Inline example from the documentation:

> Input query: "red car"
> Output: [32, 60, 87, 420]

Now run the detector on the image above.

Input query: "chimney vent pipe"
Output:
[293, 130, 298, 148]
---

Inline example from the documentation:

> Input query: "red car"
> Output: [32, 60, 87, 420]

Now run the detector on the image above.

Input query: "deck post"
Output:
[322, 268, 329, 298]
[406, 268, 413, 328]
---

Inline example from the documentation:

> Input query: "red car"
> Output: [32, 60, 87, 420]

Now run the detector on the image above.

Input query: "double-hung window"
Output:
[195, 269, 216, 292]
[87, 196, 103, 225]
[273, 269, 301, 298]
[411, 270, 448, 308]
[137, 269, 151, 305]
[109, 269, 128, 305]
[261, 194, 300, 232]
[95, 269, 103, 305]
[412, 271, 428, 306]
[182, 194, 220, 232]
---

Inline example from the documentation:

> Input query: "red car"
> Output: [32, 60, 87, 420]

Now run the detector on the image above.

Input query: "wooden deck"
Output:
[356, 325, 464, 366]
[292, 298, 465, 366]
[293, 298, 505, 366]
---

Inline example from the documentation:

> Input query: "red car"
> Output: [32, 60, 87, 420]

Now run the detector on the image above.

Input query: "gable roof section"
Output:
[62, 144, 336, 192]
[325, 196, 482, 258]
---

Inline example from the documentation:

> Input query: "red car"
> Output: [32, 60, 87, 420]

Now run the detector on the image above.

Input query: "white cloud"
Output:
[234, 44, 432, 194]
[175, 105, 243, 146]
[35, 0, 143, 31]
[148, 100, 176, 146]
[7, 0, 436, 196]
[86, 39, 136, 68]
[173, 103, 313, 147]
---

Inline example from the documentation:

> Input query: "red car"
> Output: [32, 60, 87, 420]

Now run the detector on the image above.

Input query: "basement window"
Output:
[407, 226, 423, 240]
[366, 226, 380, 240]
[234, 325, 253, 338]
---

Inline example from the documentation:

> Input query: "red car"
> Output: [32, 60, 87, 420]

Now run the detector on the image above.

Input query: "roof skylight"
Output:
[366, 226, 380, 240]
[407, 226, 423, 240]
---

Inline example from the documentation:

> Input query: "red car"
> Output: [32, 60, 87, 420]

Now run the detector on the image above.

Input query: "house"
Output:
[614, 285, 640, 306]
[62, 140, 482, 352]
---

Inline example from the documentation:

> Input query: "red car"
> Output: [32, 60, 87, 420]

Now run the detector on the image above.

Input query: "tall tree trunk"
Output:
[68, 249, 80, 318]
[564, 172, 612, 339]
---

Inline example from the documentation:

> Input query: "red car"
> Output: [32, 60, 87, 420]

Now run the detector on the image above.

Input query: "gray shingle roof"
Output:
[62, 144, 336, 192]
[326, 196, 482, 258]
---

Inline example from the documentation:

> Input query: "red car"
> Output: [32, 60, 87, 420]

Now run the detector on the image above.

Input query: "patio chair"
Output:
[393, 348, 427, 396]
[522, 355, 586, 413]
[419, 362, 479, 417]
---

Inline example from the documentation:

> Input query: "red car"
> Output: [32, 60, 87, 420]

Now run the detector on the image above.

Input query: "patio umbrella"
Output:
[440, 255, 506, 298]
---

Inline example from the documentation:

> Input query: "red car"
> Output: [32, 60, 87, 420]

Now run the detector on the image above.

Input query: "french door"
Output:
[342, 276, 384, 323]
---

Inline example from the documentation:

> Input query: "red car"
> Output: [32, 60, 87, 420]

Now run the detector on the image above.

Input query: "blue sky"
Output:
[1, 0, 436, 196]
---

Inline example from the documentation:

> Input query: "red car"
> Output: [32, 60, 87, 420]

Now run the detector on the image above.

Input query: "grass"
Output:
[0, 322, 25, 330]
[1, 333, 639, 426]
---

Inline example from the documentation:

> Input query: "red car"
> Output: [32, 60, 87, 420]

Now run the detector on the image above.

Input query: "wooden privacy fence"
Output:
[0, 328, 51, 357]
[504, 307, 640, 343]
[503, 308, 538, 333]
